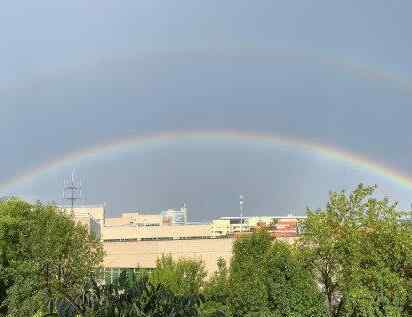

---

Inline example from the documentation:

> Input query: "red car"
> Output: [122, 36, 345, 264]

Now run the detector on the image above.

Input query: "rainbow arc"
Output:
[1, 130, 412, 192]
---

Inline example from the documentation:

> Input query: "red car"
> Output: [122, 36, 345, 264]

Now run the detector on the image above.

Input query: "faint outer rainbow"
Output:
[1, 130, 412, 191]
[3, 49, 412, 97]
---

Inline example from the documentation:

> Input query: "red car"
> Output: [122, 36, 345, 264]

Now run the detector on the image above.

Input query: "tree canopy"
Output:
[0, 198, 103, 316]
[299, 184, 412, 317]
[150, 254, 207, 296]
[227, 230, 327, 317]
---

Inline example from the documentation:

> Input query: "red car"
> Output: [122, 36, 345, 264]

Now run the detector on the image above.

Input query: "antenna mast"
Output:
[63, 169, 82, 216]
[240, 195, 244, 232]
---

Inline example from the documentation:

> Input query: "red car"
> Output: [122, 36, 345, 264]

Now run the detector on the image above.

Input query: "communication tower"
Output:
[240, 195, 244, 232]
[63, 170, 82, 215]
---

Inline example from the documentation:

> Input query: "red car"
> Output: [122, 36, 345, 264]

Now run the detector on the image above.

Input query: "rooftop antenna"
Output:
[63, 169, 82, 216]
[182, 202, 188, 224]
[240, 195, 244, 232]
[409, 203, 412, 220]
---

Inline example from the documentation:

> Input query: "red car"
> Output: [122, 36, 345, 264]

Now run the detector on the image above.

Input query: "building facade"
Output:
[68, 205, 303, 276]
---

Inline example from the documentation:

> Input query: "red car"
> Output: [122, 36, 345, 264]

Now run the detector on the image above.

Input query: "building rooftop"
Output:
[217, 215, 306, 219]
[59, 204, 106, 208]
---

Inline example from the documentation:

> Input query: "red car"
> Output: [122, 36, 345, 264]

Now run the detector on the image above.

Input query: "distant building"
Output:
[211, 217, 249, 235]
[211, 214, 306, 238]
[270, 215, 306, 238]
[65, 203, 304, 277]
[161, 204, 188, 225]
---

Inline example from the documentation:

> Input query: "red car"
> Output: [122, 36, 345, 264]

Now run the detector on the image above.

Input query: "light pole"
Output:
[240, 195, 244, 232]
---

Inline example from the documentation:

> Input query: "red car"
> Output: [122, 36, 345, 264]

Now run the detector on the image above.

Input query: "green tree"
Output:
[72, 274, 202, 317]
[0, 198, 103, 316]
[150, 254, 207, 296]
[0, 198, 36, 315]
[265, 241, 327, 317]
[204, 257, 229, 303]
[227, 230, 272, 317]
[226, 230, 326, 317]
[201, 257, 230, 317]
[299, 184, 412, 317]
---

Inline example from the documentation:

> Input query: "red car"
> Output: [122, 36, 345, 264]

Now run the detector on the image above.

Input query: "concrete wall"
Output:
[102, 225, 138, 240]
[61, 205, 105, 223]
[102, 224, 213, 241]
[105, 213, 163, 226]
[137, 224, 212, 239]
[103, 238, 234, 275]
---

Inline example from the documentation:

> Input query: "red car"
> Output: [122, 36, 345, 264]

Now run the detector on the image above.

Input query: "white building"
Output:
[162, 204, 188, 225]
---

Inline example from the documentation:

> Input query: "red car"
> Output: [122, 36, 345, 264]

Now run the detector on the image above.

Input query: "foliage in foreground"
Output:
[150, 254, 207, 296]
[54, 274, 202, 317]
[226, 231, 327, 317]
[0, 198, 103, 317]
[299, 184, 412, 317]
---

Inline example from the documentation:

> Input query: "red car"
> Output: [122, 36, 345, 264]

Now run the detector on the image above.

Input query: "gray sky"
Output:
[1, 1, 412, 220]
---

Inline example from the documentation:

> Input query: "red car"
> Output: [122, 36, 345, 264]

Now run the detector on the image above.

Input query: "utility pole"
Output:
[240, 194, 244, 232]
[409, 203, 412, 221]
[63, 169, 82, 216]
